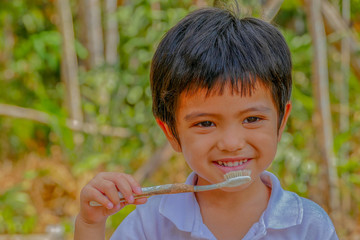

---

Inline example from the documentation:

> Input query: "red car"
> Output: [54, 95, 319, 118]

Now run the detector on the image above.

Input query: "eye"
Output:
[243, 116, 261, 124]
[195, 121, 215, 127]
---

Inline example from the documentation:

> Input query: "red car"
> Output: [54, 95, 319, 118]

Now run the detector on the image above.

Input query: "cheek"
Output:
[179, 133, 214, 162]
[252, 129, 279, 155]
[181, 137, 207, 157]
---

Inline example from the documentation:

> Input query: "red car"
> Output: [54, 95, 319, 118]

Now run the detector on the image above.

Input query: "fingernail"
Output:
[107, 202, 114, 209]
[135, 187, 142, 194]
[116, 203, 121, 210]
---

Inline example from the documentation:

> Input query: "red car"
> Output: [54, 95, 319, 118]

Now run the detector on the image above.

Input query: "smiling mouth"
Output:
[216, 159, 249, 167]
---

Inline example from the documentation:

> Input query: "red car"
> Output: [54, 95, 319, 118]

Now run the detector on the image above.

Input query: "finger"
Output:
[94, 172, 140, 204]
[102, 173, 142, 195]
[120, 174, 142, 195]
[85, 187, 114, 209]
[104, 203, 123, 216]
[92, 179, 121, 206]
[133, 197, 147, 205]
[118, 197, 147, 209]
[112, 178, 135, 204]
[103, 173, 138, 203]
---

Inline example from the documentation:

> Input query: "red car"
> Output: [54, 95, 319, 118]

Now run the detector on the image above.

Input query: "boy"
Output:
[75, 7, 338, 240]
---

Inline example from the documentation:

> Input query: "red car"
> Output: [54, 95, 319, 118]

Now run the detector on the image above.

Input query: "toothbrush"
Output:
[89, 170, 251, 207]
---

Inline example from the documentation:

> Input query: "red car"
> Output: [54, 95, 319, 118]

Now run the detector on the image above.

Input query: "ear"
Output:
[277, 102, 292, 142]
[156, 119, 182, 152]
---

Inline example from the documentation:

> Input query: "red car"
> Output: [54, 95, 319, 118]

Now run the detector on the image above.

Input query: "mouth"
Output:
[216, 159, 249, 167]
[212, 158, 251, 173]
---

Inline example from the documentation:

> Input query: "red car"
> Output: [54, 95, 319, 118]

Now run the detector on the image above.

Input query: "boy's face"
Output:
[158, 82, 291, 190]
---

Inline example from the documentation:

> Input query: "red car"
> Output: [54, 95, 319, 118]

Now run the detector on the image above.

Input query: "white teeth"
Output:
[217, 159, 249, 167]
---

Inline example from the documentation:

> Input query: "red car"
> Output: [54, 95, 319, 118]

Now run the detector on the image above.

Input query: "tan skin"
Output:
[75, 173, 148, 240]
[161, 83, 291, 239]
[195, 177, 271, 239]
[75, 82, 291, 240]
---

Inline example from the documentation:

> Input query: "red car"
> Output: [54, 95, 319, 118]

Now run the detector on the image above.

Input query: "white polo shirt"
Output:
[111, 171, 338, 240]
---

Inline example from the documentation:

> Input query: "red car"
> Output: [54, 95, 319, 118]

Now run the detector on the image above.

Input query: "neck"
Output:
[194, 173, 272, 240]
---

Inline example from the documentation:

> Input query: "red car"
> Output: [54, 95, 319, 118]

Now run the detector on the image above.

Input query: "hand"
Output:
[77, 172, 147, 225]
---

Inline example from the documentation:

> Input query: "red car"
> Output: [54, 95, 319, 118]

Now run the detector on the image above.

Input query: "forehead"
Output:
[177, 82, 277, 114]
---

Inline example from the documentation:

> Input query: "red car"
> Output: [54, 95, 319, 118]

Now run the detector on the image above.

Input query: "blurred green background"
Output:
[0, 0, 359, 239]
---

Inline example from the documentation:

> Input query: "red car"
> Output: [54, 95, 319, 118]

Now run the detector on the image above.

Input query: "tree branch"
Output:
[134, 142, 174, 183]
[322, 0, 360, 81]
[305, 0, 340, 215]
[104, 0, 119, 65]
[79, 0, 104, 68]
[55, 0, 83, 123]
[262, 0, 284, 22]
[0, 103, 130, 138]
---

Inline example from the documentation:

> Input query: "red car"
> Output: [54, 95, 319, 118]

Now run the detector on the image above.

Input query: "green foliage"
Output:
[73, 0, 195, 170]
[0, 0, 359, 237]
[0, 0, 195, 232]
[0, 186, 37, 234]
[107, 205, 136, 230]
[101, 0, 194, 226]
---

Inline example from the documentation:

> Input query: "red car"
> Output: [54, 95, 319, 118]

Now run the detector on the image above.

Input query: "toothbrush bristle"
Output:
[224, 169, 251, 180]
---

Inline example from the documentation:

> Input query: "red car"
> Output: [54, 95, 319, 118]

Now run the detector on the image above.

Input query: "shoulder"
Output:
[296, 196, 338, 239]
[262, 171, 334, 227]
[261, 172, 338, 239]
[300, 197, 335, 227]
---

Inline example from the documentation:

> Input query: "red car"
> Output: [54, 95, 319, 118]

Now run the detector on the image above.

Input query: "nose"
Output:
[216, 126, 246, 152]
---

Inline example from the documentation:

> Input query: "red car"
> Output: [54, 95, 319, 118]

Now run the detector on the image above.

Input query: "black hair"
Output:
[150, 7, 292, 143]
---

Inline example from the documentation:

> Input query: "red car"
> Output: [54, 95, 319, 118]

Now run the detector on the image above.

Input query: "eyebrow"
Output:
[237, 106, 273, 115]
[183, 106, 272, 122]
[184, 112, 218, 122]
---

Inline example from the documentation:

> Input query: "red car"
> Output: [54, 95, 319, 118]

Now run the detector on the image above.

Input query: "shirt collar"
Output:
[260, 171, 303, 229]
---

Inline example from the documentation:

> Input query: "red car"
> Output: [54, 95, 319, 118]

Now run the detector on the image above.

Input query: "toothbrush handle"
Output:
[89, 183, 194, 207]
